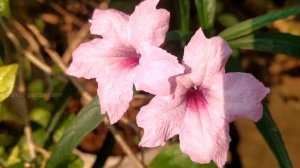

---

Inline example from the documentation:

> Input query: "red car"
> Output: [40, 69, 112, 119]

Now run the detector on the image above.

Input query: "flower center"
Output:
[120, 52, 140, 69]
[186, 86, 207, 111]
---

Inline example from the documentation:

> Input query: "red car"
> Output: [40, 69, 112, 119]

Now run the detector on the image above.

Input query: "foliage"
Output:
[149, 144, 217, 168]
[0, 64, 18, 102]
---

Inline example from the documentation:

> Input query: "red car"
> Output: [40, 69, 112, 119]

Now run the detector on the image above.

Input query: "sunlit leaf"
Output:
[6, 146, 21, 166]
[0, 0, 10, 17]
[219, 6, 300, 40]
[195, 0, 216, 30]
[30, 108, 51, 128]
[0, 64, 18, 102]
[256, 103, 292, 168]
[228, 32, 300, 57]
[149, 144, 217, 168]
[46, 97, 103, 168]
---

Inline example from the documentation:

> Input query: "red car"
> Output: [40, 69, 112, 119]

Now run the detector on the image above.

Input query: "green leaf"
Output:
[46, 97, 103, 168]
[228, 32, 300, 57]
[29, 108, 51, 128]
[55, 154, 84, 168]
[149, 144, 217, 168]
[0, 64, 18, 102]
[195, 0, 216, 30]
[0, 103, 18, 122]
[217, 13, 240, 28]
[0, 0, 10, 17]
[53, 113, 76, 143]
[28, 79, 44, 95]
[256, 103, 292, 168]
[219, 6, 300, 40]
[177, 0, 190, 33]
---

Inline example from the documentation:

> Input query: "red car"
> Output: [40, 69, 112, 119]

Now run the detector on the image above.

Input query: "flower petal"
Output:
[134, 46, 184, 96]
[67, 38, 136, 79]
[179, 93, 230, 167]
[90, 9, 129, 42]
[204, 72, 269, 123]
[223, 73, 270, 122]
[137, 93, 186, 147]
[183, 28, 232, 85]
[128, 0, 170, 50]
[67, 38, 109, 79]
[96, 59, 137, 124]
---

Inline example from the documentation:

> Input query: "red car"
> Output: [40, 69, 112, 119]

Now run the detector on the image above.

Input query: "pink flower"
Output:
[67, 0, 184, 124]
[137, 29, 270, 167]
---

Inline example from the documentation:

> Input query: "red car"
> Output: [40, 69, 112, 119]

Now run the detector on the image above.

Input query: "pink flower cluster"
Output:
[67, 0, 270, 167]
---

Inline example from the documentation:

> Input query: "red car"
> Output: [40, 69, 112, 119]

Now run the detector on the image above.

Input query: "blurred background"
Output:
[0, 0, 299, 167]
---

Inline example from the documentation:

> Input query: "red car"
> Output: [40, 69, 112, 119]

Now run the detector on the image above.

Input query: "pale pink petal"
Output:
[183, 28, 232, 85]
[203, 72, 269, 123]
[179, 91, 230, 167]
[90, 9, 129, 42]
[128, 0, 170, 50]
[137, 93, 186, 147]
[67, 38, 110, 79]
[223, 73, 269, 122]
[96, 58, 138, 124]
[71, 40, 140, 124]
[134, 46, 184, 95]
[67, 38, 137, 79]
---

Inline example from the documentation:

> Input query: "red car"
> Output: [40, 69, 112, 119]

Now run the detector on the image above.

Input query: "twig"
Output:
[11, 19, 40, 53]
[24, 51, 53, 75]
[0, 19, 21, 51]
[34, 144, 51, 168]
[34, 144, 51, 159]
[49, 2, 84, 26]
[27, 24, 68, 71]
[24, 125, 37, 160]
[62, 0, 112, 65]
[26, 24, 92, 103]
[104, 118, 145, 168]
[62, 23, 90, 64]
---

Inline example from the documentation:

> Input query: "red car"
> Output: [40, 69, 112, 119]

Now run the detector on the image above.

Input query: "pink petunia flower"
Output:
[67, 0, 184, 124]
[137, 28, 270, 167]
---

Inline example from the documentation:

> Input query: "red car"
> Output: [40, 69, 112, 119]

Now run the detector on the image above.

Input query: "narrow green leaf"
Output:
[46, 97, 103, 168]
[217, 13, 239, 28]
[256, 103, 292, 168]
[195, 0, 216, 30]
[149, 144, 217, 168]
[177, 0, 190, 33]
[0, 64, 18, 102]
[219, 6, 300, 40]
[228, 32, 300, 57]
[0, 0, 10, 17]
